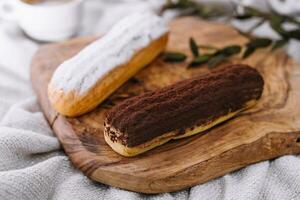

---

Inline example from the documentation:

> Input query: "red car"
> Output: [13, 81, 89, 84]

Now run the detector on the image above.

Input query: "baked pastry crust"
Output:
[48, 33, 168, 117]
[48, 12, 168, 117]
[104, 101, 255, 157]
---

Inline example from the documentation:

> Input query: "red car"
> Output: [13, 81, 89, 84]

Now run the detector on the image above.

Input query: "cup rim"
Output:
[18, 0, 83, 8]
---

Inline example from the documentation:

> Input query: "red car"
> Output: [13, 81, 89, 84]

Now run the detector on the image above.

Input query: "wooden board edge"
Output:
[88, 131, 300, 193]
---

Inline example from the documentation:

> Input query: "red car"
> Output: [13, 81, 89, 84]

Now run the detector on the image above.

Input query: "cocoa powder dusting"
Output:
[105, 64, 264, 147]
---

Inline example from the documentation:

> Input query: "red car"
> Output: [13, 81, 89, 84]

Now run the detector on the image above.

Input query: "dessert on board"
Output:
[47, 13, 264, 157]
[48, 12, 169, 117]
[104, 64, 264, 156]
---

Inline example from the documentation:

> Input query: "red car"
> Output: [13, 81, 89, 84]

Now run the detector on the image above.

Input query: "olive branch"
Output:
[161, 0, 300, 68]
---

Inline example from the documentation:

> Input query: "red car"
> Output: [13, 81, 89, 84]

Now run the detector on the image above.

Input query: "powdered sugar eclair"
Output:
[48, 12, 169, 117]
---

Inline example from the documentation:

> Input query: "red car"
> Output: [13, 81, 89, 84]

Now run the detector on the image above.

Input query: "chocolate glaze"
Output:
[105, 64, 264, 147]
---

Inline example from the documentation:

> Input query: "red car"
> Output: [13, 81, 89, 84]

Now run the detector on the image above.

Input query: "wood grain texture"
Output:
[30, 17, 300, 194]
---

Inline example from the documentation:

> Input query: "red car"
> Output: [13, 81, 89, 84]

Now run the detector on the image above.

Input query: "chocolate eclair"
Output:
[104, 64, 264, 157]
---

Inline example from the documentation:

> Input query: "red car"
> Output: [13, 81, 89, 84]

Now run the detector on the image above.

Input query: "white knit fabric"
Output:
[0, 0, 300, 199]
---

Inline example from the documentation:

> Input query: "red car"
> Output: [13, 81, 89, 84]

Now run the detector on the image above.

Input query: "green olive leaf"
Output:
[272, 39, 288, 51]
[283, 15, 300, 26]
[208, 54, 227, 68]
[244, 6, 264, 17]
[189, 37, 200, 57]
[243, 47, 255, 59]
[234, 14, 252, 20]
[247, 38, 272, 48]
[163, 52, 187, 62]
[287, 29, 300, 40]
[188, 54, 211, 68]
[243, 38, 272, 58]
[217, 45, 242, 56]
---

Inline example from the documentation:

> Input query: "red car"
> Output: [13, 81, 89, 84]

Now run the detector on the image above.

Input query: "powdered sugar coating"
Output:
[50, 12, 168, 95]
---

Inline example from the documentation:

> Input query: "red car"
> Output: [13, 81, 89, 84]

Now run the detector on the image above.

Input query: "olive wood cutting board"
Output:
[30, 17, 300, 194]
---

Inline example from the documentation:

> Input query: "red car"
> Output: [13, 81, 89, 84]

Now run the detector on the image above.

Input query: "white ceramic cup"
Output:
[0, 0, 83, 42]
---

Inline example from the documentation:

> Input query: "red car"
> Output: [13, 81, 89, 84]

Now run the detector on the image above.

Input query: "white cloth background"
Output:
[0, 0, 300, 199]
